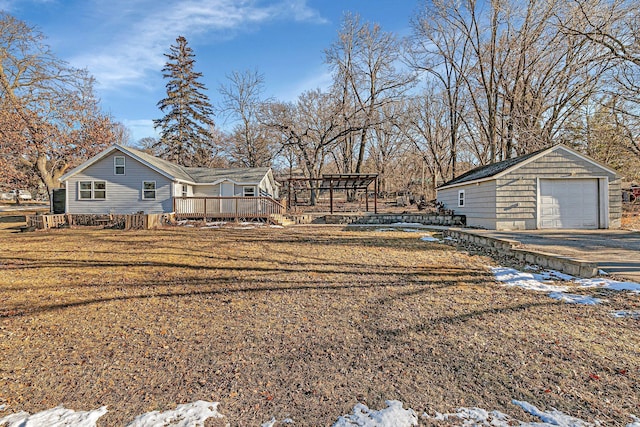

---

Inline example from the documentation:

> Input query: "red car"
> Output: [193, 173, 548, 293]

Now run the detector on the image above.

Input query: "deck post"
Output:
[204, 197, 207, 221]
[235, 198, 239, 222]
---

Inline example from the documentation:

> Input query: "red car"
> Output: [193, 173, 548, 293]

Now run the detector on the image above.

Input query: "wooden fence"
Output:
[26, 213, 167, 230]
[173, 196, 286, 220]
[27, 214, 67, 230]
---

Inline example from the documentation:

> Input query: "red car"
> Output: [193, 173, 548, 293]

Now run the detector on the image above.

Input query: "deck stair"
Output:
[269, 213, 296, 226]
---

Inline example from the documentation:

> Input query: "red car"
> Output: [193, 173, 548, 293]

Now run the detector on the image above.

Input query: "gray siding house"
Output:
[437, 145, 622, 230]
[59, 145, 280, 215]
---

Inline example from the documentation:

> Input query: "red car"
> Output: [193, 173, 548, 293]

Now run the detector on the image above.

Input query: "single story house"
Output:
[437, 144, 622, 230]
[58, 145, 280, 216]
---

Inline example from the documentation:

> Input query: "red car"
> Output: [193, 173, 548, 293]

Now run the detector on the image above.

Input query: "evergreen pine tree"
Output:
[153, 36, 215, 166]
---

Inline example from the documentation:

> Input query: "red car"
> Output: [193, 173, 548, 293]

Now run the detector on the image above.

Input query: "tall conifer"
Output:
[153, 36, 215, 166]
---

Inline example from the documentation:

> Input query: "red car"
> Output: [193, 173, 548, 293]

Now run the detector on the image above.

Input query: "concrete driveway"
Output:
[475, 230, 640, 282]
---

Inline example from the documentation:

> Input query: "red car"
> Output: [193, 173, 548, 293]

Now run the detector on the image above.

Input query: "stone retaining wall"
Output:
[443, 228, 598, 278]
[322, 213, 466, 226]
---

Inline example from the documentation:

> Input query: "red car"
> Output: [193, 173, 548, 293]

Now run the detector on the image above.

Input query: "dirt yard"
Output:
[0, 221, 638, 426]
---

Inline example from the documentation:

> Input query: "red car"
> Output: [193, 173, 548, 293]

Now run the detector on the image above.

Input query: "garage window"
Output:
[458, 190, 465, 207]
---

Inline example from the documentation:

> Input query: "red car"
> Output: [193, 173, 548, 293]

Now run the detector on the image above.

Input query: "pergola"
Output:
[283, 173, 379, 214]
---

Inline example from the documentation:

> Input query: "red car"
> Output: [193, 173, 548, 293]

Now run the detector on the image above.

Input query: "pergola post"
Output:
[365, 185, 369, 212]
[329, 179, 334, 214]
[374, 178, 378, 214]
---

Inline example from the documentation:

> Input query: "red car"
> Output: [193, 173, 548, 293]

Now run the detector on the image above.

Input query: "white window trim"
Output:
[78, 181, 106, 200]
[142, 181, 156, 200]
[181, 184, 188, 197]
[114, 156, 126, 175]
[458, 189, 465, 207]
[243, 186, 256, 197]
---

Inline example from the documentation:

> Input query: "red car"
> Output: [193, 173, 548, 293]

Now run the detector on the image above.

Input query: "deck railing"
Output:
[173, 196, 286, 220]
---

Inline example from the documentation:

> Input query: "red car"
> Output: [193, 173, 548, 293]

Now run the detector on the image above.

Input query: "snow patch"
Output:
[2, 399, 638, 427]
[548, 292, 603, 305]
[332, 400, 418, 427]
[513, 399, 595, 426]
[420, 235, 441, 242]
[0, 405, 108, 427]
[576, 278, 640, 293]
[491, 266, 640, 305]
[612, 310, 640, 319]
[125, 400, 223, 427]
[426, 400, 604, 427]
[491, 267, 569, 293]
[261, 417, 277, 427]
[426, 407, 510, 425]
[388, 222, 426, 227]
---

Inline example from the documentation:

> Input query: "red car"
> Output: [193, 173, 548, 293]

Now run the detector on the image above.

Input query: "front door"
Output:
[220, 181, 235, 214]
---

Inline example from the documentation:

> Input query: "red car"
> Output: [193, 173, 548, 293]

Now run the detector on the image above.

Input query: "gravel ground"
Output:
[0, 224, 638, 426]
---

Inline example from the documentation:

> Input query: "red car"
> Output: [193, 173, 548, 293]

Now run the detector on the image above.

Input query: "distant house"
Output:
[59, 145, 281, 218]
[437, 144, 622, 230]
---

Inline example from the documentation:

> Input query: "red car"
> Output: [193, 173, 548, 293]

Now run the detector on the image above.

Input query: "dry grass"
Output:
[622, 205, 640, 231]
[0, 221, 638, 426]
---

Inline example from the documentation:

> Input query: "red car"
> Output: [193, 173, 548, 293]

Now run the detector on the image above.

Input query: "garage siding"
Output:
[438, 180, 497, 229]
[437, 146, 622, 230]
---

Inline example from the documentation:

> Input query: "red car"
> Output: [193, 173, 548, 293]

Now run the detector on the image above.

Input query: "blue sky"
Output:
[3, 0, 421, 142]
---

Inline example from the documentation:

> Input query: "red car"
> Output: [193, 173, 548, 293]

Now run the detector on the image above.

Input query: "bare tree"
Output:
[326, 13, 415, 175]
[367, 101, 410, 195]
[262, 90, 362, 204]
[0, 13, 123, 192]
[219, 69, 274, 167]
[409, 0, 614, 167]
[409, 0, 472, 177]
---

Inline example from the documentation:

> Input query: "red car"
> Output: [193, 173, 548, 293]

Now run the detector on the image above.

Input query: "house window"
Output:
[94, 181, 106, 199]
[182, 184, 188, 197]
[79, 181, 106, 200]
[143, 181, 156, 200]
[114, 156, 125, 175]
[243, 186, 255, 197]
[458, 189, 465, 207]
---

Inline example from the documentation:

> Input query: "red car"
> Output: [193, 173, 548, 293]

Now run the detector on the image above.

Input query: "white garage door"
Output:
[539, 179, 599, 229]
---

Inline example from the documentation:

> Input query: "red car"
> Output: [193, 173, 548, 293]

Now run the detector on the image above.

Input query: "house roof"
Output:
[184, 166, 271, 184]
[59, 144, 271, 185]
[438, 144, 620, 190]
[118, 145, 195, 182]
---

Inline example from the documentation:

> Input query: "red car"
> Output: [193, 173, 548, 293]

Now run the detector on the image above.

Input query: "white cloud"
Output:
[69, 0, 325, 92]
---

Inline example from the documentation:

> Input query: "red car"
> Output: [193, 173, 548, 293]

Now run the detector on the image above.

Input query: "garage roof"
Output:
[438, 144, 620, 190]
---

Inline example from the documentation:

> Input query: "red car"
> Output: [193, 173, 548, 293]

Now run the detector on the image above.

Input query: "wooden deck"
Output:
[173, 196, 286, 221]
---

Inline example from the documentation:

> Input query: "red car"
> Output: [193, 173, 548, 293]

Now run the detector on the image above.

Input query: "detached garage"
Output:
[437, 144, 622, 230]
